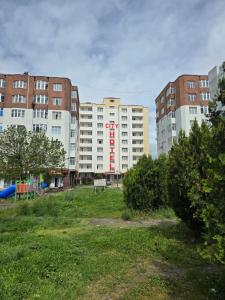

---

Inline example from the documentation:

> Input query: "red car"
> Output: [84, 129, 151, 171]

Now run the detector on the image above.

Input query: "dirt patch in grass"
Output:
[89, 218, 177, 228]
[84, 259, 224, 300]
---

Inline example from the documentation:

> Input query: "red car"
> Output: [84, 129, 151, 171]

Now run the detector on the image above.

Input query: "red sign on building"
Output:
[105, 123, 119, 172]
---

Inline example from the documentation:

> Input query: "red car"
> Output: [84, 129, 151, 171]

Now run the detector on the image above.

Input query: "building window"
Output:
[97, 164, 103, 170]
[188, 94, 196, 101]
[71, 103, 76, 111]
[53, 84, 62, 92]
[109, 106, 115, 109]
[52, 111, 62, 120]
[35, 80, 48, 90]
[122, 156, 128, 161]
[33, 109, 48, 119]
[132, 124, 143, 128]
[122, 140, 128, 144]
[122, 124, 127, 128]
[122, 132, 128, 136]
[52, 126, 61, 135]
[71, 129, 75, 137]
[33, 95, 48, 104]
[97, 107, 103, 112]
[80, 114, 92, 119]
[52, 98, 62, 106]
[97, 131, 103, 136]
[109, 112, 115, 116]
[166, 87, 175, 96]
[167, 99, 175, 107]
[160, 96, 165, 104]
[189, 107, 197, 114]
[121, 116, 127, 121]
[11, 109, 25, 118]
[0, 93, 5, 102]
[97, 156, 103, 161]
[0, 79, 6, 88]
[199, 80, 209, 88]
[97, 147, 103, 152]
[97, 123, 103, 128]
[12, 95, 26, 103]
[33, 124, 47, 132]
[71, 90, 78, 99]
[187, 81, 195, 88]
[121, 108, 127, 113]
[200, 92, 210, 101]
[132, 108, 143, 113]
[70, 157, 75, 165]
[97, 139, 103, 144]
[201, 106, 208, 114]
[80, 106, 92, 112]
[161, 108, 164, 114]
[172, 123, 176, 131]
[171, 111, 176, 118]
[171, 87, 176, 94]
[122, 148, 128, 152]
[13, 80, 27, 89]
[97, 115, 103, 120]
[0, 108, 3, 117]
[71, 116, 76, 124]
[70, 143, 75, 151]
[122, 164, 128, 169]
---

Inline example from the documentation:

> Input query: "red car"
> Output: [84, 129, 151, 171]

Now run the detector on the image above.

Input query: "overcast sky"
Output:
[1, 0, 225, 157]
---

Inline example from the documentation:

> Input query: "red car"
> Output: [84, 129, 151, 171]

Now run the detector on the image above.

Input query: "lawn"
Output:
[0, 187, 224, 299]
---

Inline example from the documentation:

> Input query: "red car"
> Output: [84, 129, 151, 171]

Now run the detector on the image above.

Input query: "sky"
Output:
[1, 0, 225, 157]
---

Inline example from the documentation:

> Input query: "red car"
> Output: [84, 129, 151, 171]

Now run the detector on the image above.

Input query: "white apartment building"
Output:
[0, 73, 79, 188]
[79, 97, 149, 180]
[208, 61, 225, 100]
[156, 75, 209, 155]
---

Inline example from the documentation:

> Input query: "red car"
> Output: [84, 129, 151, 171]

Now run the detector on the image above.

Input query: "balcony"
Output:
[80, 139, 92, 145]
[132, 117, 143, 123]
[80, 122, 92, 128]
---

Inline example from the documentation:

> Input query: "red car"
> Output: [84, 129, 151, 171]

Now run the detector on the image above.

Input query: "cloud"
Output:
[1, 0, 225, 156]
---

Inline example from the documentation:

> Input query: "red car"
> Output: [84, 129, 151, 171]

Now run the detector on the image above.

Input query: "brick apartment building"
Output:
[155, 75, 210, 155]
[0, 72, 80, 188]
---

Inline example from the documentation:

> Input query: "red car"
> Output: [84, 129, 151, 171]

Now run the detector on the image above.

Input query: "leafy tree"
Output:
[199, 78, 225, 263]
[0, 126, 66, 180]
[168, 77, 225, 263]
[168, 121, 211, 236]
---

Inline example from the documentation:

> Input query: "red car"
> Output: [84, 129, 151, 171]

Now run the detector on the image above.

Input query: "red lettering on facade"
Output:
[105, 123, 119, 173]
[110, 131, 115, 138]
[110, 154, 115, 161]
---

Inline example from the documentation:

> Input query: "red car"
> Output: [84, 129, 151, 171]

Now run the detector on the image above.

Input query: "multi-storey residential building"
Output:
[155, 75, 209, 155]
[0, 72, 79, 188]
[79, 97, 149, 181]
[208, 61, 225, 100]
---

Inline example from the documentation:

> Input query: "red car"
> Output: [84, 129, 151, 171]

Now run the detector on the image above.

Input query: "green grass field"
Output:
[0, 187, 224, 299]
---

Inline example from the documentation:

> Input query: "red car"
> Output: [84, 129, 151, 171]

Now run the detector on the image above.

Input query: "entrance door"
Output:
[54, 177, 58, 188]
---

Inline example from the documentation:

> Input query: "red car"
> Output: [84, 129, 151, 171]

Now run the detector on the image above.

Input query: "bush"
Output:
[123, 154, 168, 211]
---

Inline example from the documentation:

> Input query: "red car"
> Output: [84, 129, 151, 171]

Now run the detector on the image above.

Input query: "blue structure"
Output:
[0, 185, 16, 199]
